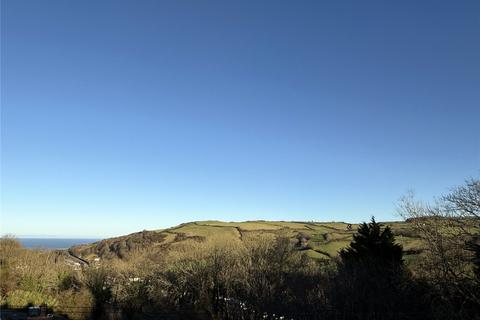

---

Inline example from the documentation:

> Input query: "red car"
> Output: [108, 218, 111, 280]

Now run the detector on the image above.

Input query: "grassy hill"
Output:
[69, 220, 425, 263]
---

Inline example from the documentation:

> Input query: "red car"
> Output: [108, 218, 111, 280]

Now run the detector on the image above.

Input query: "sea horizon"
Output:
[15, 238, 100, 249]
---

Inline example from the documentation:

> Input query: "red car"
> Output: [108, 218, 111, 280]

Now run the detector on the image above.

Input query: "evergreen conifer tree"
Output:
[339, 217, 403, 272]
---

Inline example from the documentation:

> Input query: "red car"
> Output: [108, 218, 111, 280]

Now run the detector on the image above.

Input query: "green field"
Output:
[70, 220, 428, 262]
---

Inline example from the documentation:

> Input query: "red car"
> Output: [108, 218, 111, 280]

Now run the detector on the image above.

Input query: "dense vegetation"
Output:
[1, 179, 479, 320]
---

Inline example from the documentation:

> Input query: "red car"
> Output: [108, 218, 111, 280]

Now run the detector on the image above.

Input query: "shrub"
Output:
[5, 289, 58, 308]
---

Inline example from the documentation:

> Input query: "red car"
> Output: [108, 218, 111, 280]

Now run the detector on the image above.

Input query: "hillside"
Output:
[69, 220, 425, 262]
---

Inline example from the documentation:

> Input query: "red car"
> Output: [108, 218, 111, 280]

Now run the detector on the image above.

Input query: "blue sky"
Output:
[1, 0, 479, 238]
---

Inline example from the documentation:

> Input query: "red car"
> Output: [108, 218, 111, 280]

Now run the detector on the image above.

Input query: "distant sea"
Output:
[18, 238, 99, 249]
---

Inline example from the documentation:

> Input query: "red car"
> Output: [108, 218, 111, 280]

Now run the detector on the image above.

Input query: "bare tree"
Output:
[444, 179, 480, 220]
[398, 178, 480, 309]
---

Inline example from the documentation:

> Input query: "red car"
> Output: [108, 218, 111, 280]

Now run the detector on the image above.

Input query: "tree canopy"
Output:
[340, 217, 403, 271]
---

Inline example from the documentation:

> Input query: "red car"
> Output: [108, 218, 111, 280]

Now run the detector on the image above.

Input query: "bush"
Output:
[5, 289, 58, 308]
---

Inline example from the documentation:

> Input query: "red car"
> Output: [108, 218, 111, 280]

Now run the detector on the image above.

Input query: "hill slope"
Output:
[69, 220, 424, 262]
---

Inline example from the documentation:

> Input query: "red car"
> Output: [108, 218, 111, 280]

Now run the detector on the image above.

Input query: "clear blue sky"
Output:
[1, 0, 479, 238]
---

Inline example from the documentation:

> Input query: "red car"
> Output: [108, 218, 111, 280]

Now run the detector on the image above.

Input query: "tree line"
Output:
[1, 179, 479, 320]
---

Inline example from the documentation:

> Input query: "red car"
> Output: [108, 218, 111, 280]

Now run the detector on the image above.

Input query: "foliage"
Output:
[330, 218, 425, 320]
[1, 178, 479, 320]
[4, 289, 58, 308]
[339, 217, 403, 270]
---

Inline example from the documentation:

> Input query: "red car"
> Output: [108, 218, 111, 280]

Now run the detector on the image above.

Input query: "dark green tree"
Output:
[339, 217, 403, 271]
[331, 218, 429, 320]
